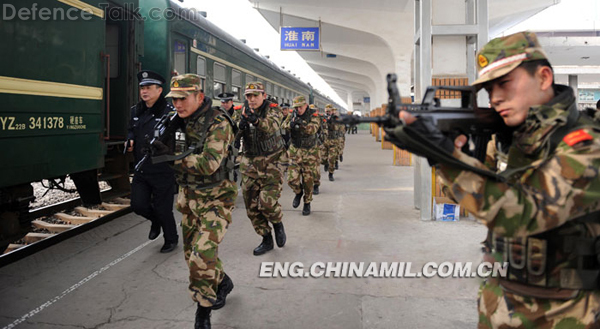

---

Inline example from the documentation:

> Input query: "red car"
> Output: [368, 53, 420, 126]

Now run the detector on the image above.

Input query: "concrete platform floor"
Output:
[0, 130, 487, 329]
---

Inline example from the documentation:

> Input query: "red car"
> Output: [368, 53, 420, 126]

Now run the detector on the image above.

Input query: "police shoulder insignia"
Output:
[478, 54, 489, 68]
[563, 129, 593, 146]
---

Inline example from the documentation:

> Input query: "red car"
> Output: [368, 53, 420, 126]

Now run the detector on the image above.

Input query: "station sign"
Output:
[280, 27, 320, 51]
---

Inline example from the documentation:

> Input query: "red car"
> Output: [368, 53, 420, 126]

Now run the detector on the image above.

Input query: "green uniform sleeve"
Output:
[255, 105, 283, 134]
[179, 118, 234, 176]
[438, 128, 600, 237]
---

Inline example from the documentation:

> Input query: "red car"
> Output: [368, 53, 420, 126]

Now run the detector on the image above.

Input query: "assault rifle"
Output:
[134, 111, 185, 172]
[338, 73, 509, 163]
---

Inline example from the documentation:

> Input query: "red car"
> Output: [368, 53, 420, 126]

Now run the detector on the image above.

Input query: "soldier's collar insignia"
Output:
[478, 54, 489, 68]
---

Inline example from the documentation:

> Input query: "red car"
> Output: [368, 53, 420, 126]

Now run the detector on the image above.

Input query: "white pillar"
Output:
[413, 0, 489, 220]
[569, 75, 578, 109]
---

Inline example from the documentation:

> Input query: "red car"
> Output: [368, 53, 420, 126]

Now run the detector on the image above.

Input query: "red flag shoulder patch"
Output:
[270, 103, 278, 108]
[563, 129, 593, 146]
[234, 105, 242, 110]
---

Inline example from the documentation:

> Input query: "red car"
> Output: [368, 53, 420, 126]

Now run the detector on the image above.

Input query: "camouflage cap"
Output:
[293, 95, 307, 108]
[165, 74, 203, 98]
[309, 104, 317, 110]
[325, 104, 334, 110]
[244, 81, 264, 96]
[473, 31, 548, 87]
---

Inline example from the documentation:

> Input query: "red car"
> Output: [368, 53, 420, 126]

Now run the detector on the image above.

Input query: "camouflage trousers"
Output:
[478, 279, 600, 328]
[240, 151, 284, 236]
[326, 139, 340, 174]
[339, 137, 345, 157]
[320, 142, 328, 166]
[287, 145, 320, 203]
[176, 182, 237, 307]
[314, 145, 322, 187]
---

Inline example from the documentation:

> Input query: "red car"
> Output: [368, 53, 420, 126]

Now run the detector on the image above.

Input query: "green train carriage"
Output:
[0, 0, 344, 252]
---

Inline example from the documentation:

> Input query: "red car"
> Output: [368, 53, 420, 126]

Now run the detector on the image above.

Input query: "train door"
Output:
[99, 2, 144, 194]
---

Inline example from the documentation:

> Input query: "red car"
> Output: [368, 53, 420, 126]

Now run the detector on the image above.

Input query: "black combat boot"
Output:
[329, 173, 334, 181]
[253, 232, 274, 255]
[340, 155, 343, 162]
[335, 161, 339, 169]
[313, 185, 319, 195]
[160, 240, 178, 253]
[292, 188, 303, 208]
[324, 163, 329, 172]
[273, 222, 286, 248]
[212, 273, 234, 310]
[302, 203, 311, 216]
[148, 223, 161, 240]
[195, 304, 211, 329]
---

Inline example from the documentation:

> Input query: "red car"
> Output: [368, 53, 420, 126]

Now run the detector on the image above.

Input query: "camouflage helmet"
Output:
[244, 81, 265, 96]
[293, 95, 307, 108]
[472, 31, 548, 87]
[165, 74, 203, 98]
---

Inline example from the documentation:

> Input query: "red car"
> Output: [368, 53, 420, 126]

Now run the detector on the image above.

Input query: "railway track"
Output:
[0, 195, 132, 268]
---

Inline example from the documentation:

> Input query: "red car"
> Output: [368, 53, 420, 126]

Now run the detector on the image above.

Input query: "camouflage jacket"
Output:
[439, 85, 600, 240]
[282, 109, 320, 150]
[174, 99, 235, 188]
[240, 100, 285, 157]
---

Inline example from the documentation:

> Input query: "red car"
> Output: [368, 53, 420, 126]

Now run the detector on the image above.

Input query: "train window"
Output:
[266, 82, 273, 96]
[197, 56, 206, 76]
[213, 62, 226, 98]
[214, 62, 226, 82]
[174, 40, 186, 76]
[247, 74, 255, 83]
[232, 69, 241, 101]
[196, 56, 206, 91]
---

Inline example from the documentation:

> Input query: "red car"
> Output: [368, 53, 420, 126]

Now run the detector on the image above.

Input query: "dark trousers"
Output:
[131, 172, 178, 242]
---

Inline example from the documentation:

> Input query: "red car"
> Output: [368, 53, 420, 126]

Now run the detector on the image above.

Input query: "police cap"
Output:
[137, 70, 166, 86]
[217, 92, 235, 102]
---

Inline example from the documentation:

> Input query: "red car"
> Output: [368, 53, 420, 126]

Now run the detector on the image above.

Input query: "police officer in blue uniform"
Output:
[126, 70, 179, 253]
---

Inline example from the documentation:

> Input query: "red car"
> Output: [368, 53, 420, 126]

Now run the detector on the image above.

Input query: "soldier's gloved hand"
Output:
[384, 116, 454, 166]
[239, 116, 249, 130]
[246, 111, 258, 124]
[151, 141, 171, 156]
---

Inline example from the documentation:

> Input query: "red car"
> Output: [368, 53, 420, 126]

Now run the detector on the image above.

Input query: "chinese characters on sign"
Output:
[280, 27, 320, 51]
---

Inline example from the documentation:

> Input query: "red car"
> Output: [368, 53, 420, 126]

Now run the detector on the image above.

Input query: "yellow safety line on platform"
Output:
[57, 0, 104, 18]
[191, 47, 305, 97]
[0, 76, 103, 100]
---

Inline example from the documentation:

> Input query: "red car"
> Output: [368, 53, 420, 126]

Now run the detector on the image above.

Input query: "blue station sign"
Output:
[280, 27, 320, 51]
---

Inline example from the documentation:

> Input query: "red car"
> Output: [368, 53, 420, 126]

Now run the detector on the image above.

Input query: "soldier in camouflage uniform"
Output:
[310, 104, 323, 195]
[283, 96, 321, 216]
[238, 82, 287, 256]
[390, 32, 600, 328]
[319, 111, 329, 180]
[325, 105, 344, 181]
[167, 74, 237, 329]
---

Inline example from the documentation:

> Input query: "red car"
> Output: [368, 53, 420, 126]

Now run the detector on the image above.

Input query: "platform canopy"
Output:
[251, 0, 598, 112]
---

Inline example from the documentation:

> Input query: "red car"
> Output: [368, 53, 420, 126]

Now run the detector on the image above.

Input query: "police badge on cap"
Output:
[137, 70, 166, 86]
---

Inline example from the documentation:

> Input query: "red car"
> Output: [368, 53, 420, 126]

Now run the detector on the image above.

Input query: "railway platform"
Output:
[0, 130, 487, 329]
